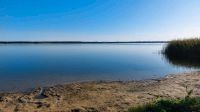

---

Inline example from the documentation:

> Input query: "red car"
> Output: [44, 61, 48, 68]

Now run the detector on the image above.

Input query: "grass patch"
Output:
[128, 97, 200, 112]
[129, 88, 200, 112]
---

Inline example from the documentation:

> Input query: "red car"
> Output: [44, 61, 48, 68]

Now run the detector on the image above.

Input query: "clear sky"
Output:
[1, 0, 200, 41]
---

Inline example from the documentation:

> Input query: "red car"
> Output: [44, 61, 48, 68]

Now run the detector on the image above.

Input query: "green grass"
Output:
[128, 97, 200, 112]
[163, 38, 200, 67]
[128, 88, 200, 112]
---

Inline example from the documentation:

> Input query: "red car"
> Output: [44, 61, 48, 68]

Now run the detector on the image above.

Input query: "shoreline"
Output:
[0, 72, 200, 111]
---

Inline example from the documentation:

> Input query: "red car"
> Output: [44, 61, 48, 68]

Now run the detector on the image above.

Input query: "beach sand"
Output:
[0, 72, 200, 112]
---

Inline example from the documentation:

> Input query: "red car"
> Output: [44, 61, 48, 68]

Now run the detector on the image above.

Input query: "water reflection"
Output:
[163, 53, 200, 68]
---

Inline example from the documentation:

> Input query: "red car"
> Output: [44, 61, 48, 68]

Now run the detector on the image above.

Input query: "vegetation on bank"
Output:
[164, 38, 200, 58]
[128, 97, 200, 112]
[163, 38, 200, 67]
[129, 88, 200, 112]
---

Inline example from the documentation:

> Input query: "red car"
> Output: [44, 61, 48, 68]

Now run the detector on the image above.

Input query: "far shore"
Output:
[0, 41, 168, 44]
[0, 72, 200, 112]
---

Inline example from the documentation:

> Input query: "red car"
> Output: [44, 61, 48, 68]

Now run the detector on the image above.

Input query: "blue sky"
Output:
[1, 0, 200, 41]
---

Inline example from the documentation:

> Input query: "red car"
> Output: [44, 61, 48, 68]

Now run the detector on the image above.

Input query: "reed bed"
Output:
[164, 38, 200, 58]
[163, 38, 200, 67]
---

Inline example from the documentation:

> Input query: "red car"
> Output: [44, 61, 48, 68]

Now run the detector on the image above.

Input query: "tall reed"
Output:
[164, 38, 200, 58]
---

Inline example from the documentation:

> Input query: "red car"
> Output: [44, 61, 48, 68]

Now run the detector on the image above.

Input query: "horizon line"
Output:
[0, 41, 169, 44]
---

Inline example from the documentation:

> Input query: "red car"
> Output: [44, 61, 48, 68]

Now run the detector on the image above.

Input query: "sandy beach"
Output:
[0, 72, 200, 112]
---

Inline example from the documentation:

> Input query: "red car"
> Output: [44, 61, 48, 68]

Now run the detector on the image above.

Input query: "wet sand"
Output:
[0, 72, 200, 112]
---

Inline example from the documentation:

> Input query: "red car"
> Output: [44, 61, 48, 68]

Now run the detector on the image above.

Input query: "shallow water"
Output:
[0, 43, 197, 92]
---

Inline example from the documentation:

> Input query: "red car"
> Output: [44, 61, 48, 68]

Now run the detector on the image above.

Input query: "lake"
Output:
[0, 43, 197, 92]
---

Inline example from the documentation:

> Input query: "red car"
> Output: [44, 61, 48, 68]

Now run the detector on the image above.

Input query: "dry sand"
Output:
[0, 72, 200, 112]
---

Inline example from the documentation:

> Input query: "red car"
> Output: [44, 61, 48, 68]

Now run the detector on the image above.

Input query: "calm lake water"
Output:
[0, 43, 197, 92]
